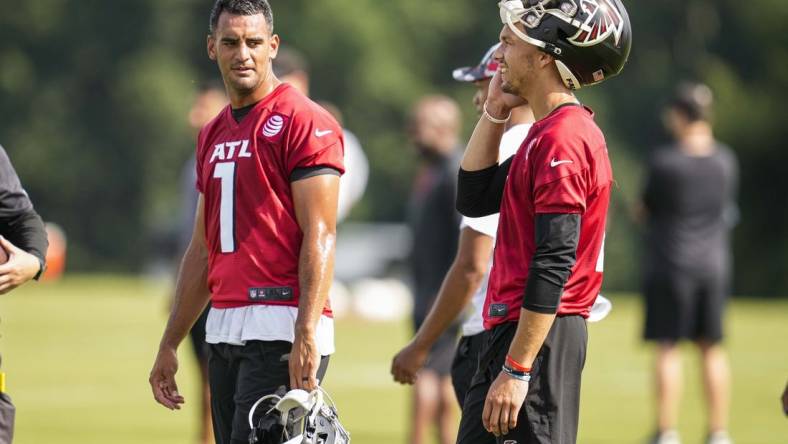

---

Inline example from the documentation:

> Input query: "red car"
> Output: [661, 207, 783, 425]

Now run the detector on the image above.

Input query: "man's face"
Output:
[497, 24, 541, 96]
[208, 13, 279, 97]
[408, 102, 459, 159]
[473, 79, 492, 115]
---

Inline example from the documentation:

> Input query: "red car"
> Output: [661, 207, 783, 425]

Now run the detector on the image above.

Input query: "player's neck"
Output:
[228, 75, 283, 109]
[678, 123, 715, 156]
[527, 80, 577, 122]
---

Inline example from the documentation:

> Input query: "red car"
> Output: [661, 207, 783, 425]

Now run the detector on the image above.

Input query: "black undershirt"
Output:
[231, 102, 341, 182]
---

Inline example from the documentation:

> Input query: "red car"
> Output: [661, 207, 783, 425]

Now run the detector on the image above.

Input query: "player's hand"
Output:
[0, 236, 42, 294]
[149, 346, 185, 410]
[391, 340, 429, 385]
[290, 329, 320, 391]
[484, 69, 527, 119]
[482, 372, 528, 437]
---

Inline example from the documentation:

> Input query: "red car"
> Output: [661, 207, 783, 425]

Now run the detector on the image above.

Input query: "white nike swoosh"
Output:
[550, 158, 573, 167]
[315, 129, 333, 137]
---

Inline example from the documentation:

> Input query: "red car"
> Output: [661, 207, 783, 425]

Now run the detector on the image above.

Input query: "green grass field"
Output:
[0, 275, 786, 443]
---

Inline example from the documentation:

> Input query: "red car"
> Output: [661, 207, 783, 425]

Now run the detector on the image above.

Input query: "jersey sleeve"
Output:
[285, 107, 345, 177]
[530, 134, 589, 214]
[195, 128, 207, 193]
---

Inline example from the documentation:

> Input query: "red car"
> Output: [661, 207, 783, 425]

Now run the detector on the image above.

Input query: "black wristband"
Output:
[501, 364, 531, 382]
[33, 257, 46, 281]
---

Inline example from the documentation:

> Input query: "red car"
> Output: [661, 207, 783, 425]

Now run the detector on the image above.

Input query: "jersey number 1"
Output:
[213, 162, 236, 253]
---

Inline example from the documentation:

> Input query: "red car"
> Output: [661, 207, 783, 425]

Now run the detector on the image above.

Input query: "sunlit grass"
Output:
[0, 276, 785, 443]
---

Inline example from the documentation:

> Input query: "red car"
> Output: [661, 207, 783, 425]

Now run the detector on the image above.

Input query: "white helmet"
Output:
[248, 387, 351, 444]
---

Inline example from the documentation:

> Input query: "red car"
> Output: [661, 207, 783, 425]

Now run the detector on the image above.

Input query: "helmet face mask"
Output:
[248, 387, 351, 444]
[498, 0, 632, 90]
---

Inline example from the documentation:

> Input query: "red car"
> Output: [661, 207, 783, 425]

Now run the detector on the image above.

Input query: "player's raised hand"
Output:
[391, 340, 429, 385]
[149, 347, 185, 410]
[485, 69, 527, 118]
[0, 236, 42, 294]
[290, 330, 320, 391]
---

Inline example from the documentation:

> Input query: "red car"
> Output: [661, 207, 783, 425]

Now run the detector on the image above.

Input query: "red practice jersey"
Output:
[196, 84, 344, 313]
[484, 105, 612, 329]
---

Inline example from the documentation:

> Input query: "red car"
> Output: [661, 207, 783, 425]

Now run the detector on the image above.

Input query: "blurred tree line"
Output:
[0, 0, 785, 296]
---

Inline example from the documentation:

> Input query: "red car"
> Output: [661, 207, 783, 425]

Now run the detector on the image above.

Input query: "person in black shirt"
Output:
[406, 95, 462, 444]
[0, 143, 48, 444]
[639, 83, 737, 444]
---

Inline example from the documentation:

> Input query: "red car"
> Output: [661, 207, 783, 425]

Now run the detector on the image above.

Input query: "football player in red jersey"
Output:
[455, 1, 631, 443]
[148, 1, 344, 443]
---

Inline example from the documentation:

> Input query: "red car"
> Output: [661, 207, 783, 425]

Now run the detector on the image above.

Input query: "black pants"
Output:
[208, 341, 330, 444]
[451, 333, 486, 409]
[456, 317, 587, 444]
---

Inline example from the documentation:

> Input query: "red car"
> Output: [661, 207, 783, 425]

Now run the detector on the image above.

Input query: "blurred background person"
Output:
[391, 44, 534, 420]
[176, 85, 228, 444]
[274, 47, 369, 222]
[0, 143, 48, 444]
[640, 83, 739, 444]
[405, 95, 462, 444]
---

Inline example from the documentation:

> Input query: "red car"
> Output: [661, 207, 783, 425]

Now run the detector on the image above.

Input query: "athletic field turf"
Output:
[0, 276, 785, 443]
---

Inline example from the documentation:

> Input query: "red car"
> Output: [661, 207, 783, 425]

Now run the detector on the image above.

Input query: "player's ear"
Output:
[269, 34, 280, 60]
[538, 51, 554, 69]
[207, 34, 217, 61]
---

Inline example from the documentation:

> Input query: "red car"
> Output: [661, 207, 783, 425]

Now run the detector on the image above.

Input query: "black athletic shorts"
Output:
[643, 269, 729, 343]
[208, 341, 330, 444]
[451, 332, 485, 409]
[456, 316, 587, 444]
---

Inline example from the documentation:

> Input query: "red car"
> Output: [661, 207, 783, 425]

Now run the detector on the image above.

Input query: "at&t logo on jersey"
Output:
[262, 113, 289, 141]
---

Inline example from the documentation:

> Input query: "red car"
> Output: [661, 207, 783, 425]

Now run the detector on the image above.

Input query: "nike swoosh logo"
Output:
[315, 129, 333, 137]
[550, 158, 573, 167]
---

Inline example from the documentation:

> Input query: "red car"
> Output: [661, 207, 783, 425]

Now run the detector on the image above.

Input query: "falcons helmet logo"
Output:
[568, 0, 625, 47]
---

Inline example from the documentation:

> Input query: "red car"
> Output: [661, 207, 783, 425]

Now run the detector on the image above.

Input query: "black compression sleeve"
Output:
[290, 166, 341, 182]
[456, 156, 513, 217]
[0, 210, 48, 264]
[522, 213, 581, 314]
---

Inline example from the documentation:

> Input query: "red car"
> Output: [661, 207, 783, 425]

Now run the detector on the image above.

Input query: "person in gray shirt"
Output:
[639, 83, 738, 444]
[0, 143, 49, 444]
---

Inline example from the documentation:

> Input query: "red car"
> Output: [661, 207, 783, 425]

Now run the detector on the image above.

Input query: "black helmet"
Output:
[498, 0, 632, 90]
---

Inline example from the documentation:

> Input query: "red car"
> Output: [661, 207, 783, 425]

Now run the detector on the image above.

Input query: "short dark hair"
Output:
[209, 0, 274, 34]
[668, 82, 714, 123]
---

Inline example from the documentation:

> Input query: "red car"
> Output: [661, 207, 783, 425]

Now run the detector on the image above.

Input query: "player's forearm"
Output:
[507, 308, 556, 368]
[460, 113, 506, 172]
[295, 225, 336, 336]
[413, 260, 484, 349]
[159, 243, 211, 350]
